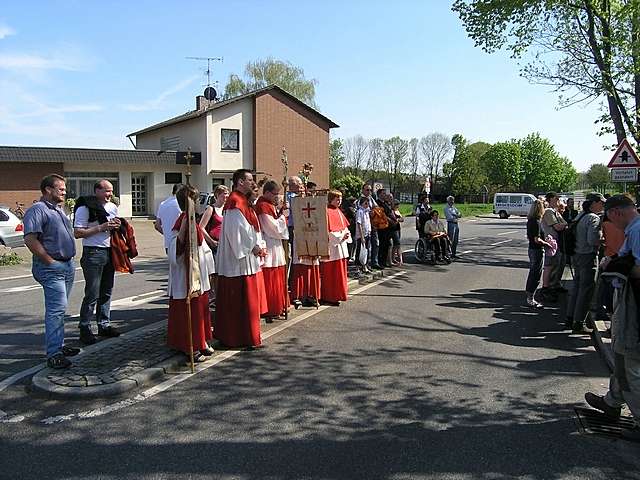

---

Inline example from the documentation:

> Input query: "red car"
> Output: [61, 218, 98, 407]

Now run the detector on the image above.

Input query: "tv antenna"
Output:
[186, 56, 223, 88]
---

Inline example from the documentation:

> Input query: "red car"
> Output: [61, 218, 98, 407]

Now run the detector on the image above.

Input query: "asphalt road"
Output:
[1, 216, 639, 479]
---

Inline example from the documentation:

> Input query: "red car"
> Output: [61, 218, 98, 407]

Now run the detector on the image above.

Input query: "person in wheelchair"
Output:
[424, 210, 451, 261]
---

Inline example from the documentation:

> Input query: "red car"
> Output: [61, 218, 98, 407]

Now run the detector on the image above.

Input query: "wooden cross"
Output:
[184, 147, 193, 186]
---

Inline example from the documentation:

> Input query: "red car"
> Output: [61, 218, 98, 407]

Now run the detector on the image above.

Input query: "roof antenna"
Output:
[186, 56, 223, 93]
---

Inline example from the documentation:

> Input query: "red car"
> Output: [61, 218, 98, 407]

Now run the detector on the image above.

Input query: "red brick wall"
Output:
[254, 91, 331, 188]
[0, 162, 64, 207]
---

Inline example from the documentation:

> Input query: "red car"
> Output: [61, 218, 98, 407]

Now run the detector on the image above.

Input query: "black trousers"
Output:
[377, 229, 391, 266]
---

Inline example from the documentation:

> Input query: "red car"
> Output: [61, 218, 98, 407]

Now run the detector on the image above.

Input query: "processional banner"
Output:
[292, 196, 329, 257]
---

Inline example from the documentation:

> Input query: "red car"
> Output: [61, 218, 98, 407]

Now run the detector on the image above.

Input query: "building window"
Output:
[161, 136, 181, 151]
[64, 172, 120, 200]
[221, 129, 240, 151]
[165, 172, 182, 184]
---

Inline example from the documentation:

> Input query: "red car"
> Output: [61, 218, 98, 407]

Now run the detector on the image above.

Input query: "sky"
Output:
[0, 0, 619, 172]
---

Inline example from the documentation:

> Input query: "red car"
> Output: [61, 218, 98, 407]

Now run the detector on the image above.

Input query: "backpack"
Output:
[370, 206, 389, 230]
[563, 213, 587, 256]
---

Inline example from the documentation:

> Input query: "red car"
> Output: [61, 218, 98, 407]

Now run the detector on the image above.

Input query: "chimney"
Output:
[196, 95, 211, 111]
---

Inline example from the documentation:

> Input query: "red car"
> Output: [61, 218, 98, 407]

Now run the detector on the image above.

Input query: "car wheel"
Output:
[499, 211, 509, 219]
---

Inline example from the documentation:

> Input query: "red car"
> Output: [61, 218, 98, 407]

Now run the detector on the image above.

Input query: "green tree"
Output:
[519, 133, 577, 192]
[444, 135, 489, 199]
[332, 174, 364, 199]
[224, 57, 318, 108]
[585, 163, 611, 191]
[329, 138, 345, 186]
[383, 136, 409, 193]
[452, 1, 640, 146]
[481, 141, 522, 191]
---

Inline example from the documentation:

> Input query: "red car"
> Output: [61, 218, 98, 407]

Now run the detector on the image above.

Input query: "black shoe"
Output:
[47, 353, 71, 369]
[584, 392, 621, 418]
[564, 316, 574, 330]
[301, 298, 315, 307]
[79, 327, 96, 345]
[61, 345, 81, 357]
[264, 317, 275, 324]
[572, 324, 593, 335]
[98, 326, 120, 338]
[320, 300, 340, 306]
[293, 299, 302, 310]
[371, 264, 384, 270]
[621, 426, 640, 443]
[540, 289, 558, 303]
[552, 285, 569, 293]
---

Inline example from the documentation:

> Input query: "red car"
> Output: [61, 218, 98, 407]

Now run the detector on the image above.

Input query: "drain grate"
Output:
[575, 407, 636, 438]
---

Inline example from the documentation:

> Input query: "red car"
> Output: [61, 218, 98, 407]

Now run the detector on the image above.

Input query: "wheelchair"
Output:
[414, 235, 452, 265]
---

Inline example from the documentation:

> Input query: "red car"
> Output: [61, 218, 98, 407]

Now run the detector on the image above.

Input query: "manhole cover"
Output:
[575, 407, 636, 438]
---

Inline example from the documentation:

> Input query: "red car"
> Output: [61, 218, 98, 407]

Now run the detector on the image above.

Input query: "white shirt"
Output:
[355, 207, 371, 239]
[74, 202, 118, 247]
[216, 209, 264, 277]
[444, 204, 460, 223]
[258, 212, 289, 268]
[167, 236, 215, 299]
[322, 227, 352, 262]
[156, 196, 182, 249]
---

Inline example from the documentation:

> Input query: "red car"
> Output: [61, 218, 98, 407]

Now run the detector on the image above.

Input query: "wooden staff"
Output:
[184, 149, 196, 373]
[281, 147, 290, 321]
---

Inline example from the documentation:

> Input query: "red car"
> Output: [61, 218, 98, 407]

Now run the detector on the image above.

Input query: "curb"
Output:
[30, 269, 385, 399]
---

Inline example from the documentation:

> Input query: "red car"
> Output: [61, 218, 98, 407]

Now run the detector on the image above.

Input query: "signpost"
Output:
[607, 139, 640, 193]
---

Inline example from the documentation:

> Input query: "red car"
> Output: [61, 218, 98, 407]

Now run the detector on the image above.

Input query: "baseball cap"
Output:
[585, 192, 606, 203]
[604, 194, 635, 212]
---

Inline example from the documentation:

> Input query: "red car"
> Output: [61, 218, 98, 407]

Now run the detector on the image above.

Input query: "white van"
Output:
[493, 193, 536, 219]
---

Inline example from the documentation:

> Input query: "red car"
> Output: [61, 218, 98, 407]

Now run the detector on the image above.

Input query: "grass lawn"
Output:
[398, 202, 494, 217]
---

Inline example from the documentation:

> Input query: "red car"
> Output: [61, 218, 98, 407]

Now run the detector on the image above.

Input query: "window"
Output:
[524, 196, 533, 204]
[161, 136, 181, 151]
[64, 172, 119, 200]
[211, 178, 225, 191]
[221, 129, 240, 151]
[509, 196, 521, 204]
[496, 195, 508, 204]
[0, 210, 8, 222]
[165, 172, 182, 184]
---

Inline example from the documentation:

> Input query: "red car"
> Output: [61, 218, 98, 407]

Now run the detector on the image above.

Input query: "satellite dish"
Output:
[204, 86, 217, 101]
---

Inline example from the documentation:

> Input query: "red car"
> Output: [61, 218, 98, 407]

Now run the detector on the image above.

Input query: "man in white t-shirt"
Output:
[73, 180, 121, 345]
[155, 183, 183, 253]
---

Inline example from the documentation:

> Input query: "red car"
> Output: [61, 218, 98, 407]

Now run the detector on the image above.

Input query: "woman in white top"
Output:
[424, 210, 450, 261]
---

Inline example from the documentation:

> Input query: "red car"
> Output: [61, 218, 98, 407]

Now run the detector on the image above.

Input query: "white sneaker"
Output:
[526, 298, 544, 309]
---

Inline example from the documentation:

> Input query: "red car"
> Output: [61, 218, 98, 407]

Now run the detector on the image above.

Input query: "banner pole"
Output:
[281, 146, 290, 321]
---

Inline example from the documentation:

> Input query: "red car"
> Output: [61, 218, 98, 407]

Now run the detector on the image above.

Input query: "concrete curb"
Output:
[30, 269, 385, 399]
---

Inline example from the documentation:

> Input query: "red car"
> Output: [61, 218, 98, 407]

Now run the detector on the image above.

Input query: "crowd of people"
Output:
[525, 190, 640, 442]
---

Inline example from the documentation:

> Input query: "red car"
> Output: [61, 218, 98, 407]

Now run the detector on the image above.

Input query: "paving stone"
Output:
[68, 380, 86, 387]
[85, 375, 102, 387]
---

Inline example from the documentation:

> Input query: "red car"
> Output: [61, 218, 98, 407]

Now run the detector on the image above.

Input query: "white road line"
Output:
[497, 230, 518, 236]
[460, 237, 478, 242]
[37, 271, 408, 425]
[460, 250, 473, 255]
[490, 239, 513, 246]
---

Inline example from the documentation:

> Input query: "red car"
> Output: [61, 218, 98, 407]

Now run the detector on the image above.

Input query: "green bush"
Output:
[0, 252, 23, 266]
[332, 174, 364, 199]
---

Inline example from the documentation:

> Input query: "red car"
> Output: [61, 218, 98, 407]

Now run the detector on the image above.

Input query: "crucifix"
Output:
[184, 147, 194, 186]
[301, 202, 316, 218]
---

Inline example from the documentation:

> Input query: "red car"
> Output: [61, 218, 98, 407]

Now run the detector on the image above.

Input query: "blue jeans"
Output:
[447, 221, 460, 255]
[79, 247, 114, 329]
[526, 248, 544, 294]
[32, 258, 75, 358]
[370, 229, 380, 267]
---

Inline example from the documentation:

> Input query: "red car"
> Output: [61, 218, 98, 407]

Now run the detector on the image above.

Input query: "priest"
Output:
[255, 180, 289, 322]
[215, 169, 267, 349]
[319, 190, 352, 306]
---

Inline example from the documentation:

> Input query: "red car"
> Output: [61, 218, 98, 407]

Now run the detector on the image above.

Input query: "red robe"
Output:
[320, 206, 350, 303]
[256, 197, 289, 316]
[215, 191, 265, 347]
[167, 213, 213, 353]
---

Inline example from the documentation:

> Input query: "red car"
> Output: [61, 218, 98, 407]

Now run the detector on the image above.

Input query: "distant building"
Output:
[0, 85, 338, 217]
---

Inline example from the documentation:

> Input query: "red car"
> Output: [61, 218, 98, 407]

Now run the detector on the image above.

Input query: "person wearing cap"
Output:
[585, 193, 640, 442]
[540, 192, 568, 302]
[566, 192, 605, 333]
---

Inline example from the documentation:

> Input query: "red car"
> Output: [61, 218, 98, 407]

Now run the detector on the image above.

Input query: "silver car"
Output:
[0, 207, 25, 248]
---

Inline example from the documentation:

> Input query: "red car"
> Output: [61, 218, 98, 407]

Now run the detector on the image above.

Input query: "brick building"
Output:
[0, 85, 338, 217]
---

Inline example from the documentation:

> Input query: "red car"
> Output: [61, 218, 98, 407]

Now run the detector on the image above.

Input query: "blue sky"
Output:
[0, 0, 617, 172]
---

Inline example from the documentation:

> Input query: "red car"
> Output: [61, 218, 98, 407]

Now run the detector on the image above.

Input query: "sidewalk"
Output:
[30, 269, 386, 399]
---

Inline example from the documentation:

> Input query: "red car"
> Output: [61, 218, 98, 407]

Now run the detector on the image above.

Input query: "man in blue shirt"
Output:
[444, 196, 462, 258]
[23, 174, 79, 369]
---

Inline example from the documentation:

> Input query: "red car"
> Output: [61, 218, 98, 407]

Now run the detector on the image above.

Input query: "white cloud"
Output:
[0, 22, 15, 40]
[0, 43, 94, 72]
[122, 75, 199, 111]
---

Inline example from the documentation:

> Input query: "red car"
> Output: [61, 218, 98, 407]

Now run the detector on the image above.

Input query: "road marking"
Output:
[37, 271, 408, 425]
[460, 250, 473, 255]
[0, 288, 167, 420]
[490, 239, 513, 246]
[497, 230, 518, 236]
[460, 237, 477, 242]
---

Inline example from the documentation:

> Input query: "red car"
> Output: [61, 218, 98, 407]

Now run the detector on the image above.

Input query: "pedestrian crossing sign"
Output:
[607, 138, 640, 168]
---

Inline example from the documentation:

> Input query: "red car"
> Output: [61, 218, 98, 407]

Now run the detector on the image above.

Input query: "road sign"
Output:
[611, 167, 638, 182]
[607, 138, 640, 168]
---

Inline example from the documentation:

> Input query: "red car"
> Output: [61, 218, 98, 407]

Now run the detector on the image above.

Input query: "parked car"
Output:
[196, 192, 214, 217]
[0, 206, 25, 248]
[493, 193, 536, 219]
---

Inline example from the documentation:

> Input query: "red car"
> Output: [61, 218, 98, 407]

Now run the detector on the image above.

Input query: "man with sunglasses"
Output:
[585, 194, 640, 442]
